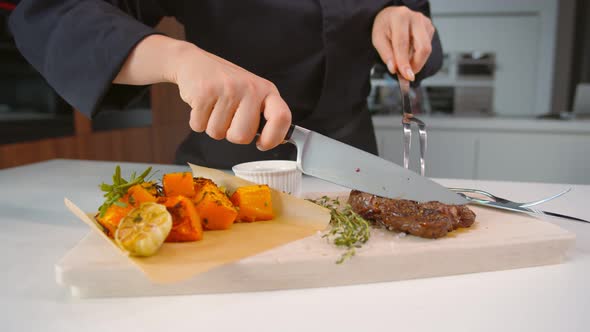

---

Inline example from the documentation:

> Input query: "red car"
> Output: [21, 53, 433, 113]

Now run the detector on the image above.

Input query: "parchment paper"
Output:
[64, 163, 330, 284]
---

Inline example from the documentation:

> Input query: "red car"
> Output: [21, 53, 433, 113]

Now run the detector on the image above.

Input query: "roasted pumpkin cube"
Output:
[193, 177, 215, 193]
[230, 185, 274, 222]
[163, 172, 195, 198]
[161, 195, 203, 242]
[96, 184, 158, 237]
[96, 198, 133, 237]
[139, 181, 159, 196]
[128, 183, 157, 207]
[193, 178, 238, 230]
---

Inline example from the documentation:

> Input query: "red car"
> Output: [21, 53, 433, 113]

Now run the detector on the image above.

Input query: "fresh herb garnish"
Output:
[113, 201, 128, 208]
[308, 196, 371, 264]
[97, 165, 156, 217]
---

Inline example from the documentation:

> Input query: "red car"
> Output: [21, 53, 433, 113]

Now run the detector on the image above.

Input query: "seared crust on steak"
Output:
[348, 190, 476, 239]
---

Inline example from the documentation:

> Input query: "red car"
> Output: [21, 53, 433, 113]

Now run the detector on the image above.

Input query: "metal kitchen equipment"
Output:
[449, 187, 589, 223]
[256, 119, 467, 204]
[398, 76, 427, 176]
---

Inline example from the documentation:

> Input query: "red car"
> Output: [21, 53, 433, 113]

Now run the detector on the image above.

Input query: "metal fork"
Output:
[448, 187, 589, 223]
[448, 187, 571, 208]
[398, 76, 427, 176]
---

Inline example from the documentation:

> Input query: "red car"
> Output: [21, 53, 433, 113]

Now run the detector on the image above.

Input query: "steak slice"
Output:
[348, 190, 476, 239]
[421, 201, 477, 229]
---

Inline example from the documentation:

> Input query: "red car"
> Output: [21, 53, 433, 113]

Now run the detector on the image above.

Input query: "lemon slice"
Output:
[115, 202, 172, 257]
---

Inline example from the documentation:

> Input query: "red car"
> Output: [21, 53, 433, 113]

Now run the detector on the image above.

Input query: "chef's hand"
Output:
[372, 6, 435, 81]
[115, 35, 291, 151]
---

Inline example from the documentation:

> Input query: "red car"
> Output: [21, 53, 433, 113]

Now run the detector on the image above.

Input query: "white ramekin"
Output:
[232, 160, 302, 196]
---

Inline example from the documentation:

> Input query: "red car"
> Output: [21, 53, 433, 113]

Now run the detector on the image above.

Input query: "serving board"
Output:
[56, 193, 575, 298]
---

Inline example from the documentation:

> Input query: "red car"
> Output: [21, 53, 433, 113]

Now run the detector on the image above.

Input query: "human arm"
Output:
[8, 0, 290, 150]
[114, 34, 292, 150]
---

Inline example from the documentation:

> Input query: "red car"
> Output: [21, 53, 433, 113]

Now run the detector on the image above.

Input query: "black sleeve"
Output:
[8, 0, 169, 118]
[377, 0, 443, 86]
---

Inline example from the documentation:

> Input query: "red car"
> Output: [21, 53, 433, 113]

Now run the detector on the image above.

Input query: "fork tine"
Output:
[402, 121, 411, 169]
[412, 117, 427, 176]
[418, 125, 426, 177]
[448, 187, 573, 208]
[520, 188, 572, 207]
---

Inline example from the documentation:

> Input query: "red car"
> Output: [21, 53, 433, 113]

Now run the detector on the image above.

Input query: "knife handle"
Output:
[257, 118, 296, 142]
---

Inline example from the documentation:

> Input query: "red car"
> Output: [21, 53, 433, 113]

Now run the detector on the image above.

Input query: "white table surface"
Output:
[1, 159, 589, 332]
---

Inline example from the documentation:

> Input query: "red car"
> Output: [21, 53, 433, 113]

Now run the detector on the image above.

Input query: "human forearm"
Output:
[113, 34, 189, 85]
[114, 32, 292, 150]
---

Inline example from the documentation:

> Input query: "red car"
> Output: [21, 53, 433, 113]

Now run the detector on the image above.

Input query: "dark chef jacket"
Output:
[8, 0, 442, 168]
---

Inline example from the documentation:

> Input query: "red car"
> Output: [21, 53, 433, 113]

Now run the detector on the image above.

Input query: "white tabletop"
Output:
[1, 159, 589, 332]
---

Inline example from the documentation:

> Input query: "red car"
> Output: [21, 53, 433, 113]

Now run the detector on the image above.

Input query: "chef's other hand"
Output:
[114, 35, 291, 150]
[372, 6, 435, 81]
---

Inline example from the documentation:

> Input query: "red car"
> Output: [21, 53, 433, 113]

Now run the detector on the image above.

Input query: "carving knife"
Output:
[265, 124, 468, 205]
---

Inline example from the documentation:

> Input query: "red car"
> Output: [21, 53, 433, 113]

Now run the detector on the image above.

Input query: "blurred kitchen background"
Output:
[0, 0, 589, 184]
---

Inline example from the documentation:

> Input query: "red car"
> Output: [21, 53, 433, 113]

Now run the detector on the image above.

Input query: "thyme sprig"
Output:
[308, 196, 371, 264]
[97, 165, 157, 217]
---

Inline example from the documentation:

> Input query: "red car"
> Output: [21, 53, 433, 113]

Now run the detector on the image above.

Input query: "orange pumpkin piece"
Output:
[163, 172, 195, 198]
[193, 178, 238, 230]
[96, 197, 132, 237]
[128, 183, 158, 206]
[96, 184, 157, 237]
[161, 195, 203, 242]
[230, 185, 274, 222]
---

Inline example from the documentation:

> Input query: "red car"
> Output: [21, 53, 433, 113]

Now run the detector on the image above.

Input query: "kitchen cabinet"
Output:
[376, 129, 478, 179]
[477, 132, 590, 184]
[373, 115, 590, 184]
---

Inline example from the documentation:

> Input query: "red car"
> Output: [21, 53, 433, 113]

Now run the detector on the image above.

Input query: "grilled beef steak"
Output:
[348, 190, 476, 239]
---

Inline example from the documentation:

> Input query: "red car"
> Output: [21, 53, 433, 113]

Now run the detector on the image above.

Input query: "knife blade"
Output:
[535, 210, 590, 224]
[277, 125, 468, 205]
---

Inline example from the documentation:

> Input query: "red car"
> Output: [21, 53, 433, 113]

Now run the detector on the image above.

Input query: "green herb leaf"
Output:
[307, 196, 371, 264]
[100, 183, 112, 191]
[113, 201, 128, 208]
[97, 165, 157, 217]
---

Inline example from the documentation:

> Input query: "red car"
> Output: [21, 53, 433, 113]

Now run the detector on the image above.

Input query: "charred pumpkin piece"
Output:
[163, 172, 195, 198]
[96, 196, 133, 237]
[230, 185, 274, 222]
[193, 178, 238, 230]
[96, 184, 158, 237]
[128, 183, 158, 206]
[161, 195, 203, 242]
